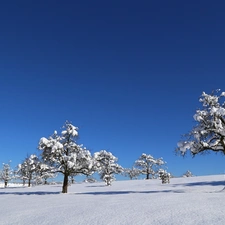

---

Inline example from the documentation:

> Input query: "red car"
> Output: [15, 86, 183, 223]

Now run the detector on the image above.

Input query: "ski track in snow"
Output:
[0, 175, 225, 225]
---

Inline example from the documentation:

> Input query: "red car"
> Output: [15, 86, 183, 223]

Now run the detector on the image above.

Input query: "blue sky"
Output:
[0, 0, 225, 179]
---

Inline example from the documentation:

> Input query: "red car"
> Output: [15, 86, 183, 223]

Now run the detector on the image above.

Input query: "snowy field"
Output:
[1, 175, 225, 225]
[0, 183, 28, 188]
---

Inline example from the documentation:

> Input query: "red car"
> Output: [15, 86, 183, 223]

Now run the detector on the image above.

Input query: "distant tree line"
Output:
[2, 89, 222, 193]
[0, 121, 170, 193]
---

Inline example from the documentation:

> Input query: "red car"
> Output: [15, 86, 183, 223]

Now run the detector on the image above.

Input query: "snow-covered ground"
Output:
[0, 183, 28, 188]
[0, 175, 225, 225]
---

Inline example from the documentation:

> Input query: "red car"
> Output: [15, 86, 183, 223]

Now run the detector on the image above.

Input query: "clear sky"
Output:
[0, 0, 225, 178]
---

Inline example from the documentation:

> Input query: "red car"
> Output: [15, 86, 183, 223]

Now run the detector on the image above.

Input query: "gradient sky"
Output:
[0, 0, 225, 179]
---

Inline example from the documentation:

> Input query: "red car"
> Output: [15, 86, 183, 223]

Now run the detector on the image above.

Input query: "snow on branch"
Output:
[134, 153, 165, 180]
[38, 121, 93, 193]
[177, 90, 225, 156]
[94, 150, 123, 186]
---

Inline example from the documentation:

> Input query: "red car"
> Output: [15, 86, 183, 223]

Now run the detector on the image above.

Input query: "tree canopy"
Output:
[38, 121, 93, 193]
[177, 90, 225, 156]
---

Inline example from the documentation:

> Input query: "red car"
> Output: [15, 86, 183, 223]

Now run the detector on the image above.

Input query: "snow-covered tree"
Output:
[94, 150, 123, 186]
[69, 175, 75, 184]
[135, 153, 165, 179]
[17, 154, 40, 187]
[183, 170, 193, 177]
[38, 121, 93, 193]
[177, 90, 225, 156]
[83, 176, 97, 183]
[36, 163, 56, 185]
[123, 167, 140, 180]
[0, 162, 14, 188]
[158, 169, 170, 184]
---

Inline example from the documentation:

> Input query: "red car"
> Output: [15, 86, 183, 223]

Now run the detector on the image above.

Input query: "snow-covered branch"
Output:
[94, 150, 123, 185]
[134, 153, 165, 179]
[177, 90, 225, 156]
[0, 162, 14, 188]
[38, 122, 93, 193]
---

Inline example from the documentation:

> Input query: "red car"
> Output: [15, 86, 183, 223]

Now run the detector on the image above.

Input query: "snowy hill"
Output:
[0, 175, 225, 225]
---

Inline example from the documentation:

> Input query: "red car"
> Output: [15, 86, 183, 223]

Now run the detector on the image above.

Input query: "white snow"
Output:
[0, 175, 225, 225]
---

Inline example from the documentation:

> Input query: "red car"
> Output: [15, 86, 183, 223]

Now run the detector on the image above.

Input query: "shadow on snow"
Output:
[0, 191, 61, 195]
[75, 190, 186, 195]
[172, 180, 225, 187]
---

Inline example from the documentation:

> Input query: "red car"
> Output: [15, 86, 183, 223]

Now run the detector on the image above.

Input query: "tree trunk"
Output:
[62, 174, 69, 193]
[28, 179, 31, 187]
[146, 173, 150, 180]
[4, 181, 7, 188]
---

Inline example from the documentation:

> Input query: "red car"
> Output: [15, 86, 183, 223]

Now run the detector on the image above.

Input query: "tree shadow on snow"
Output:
[75, 190, 185, 195]
[0, 191, 61, 195]
[172, 180, 225, 187]
[86, 185, 106, 188]
[0, 186, 27, 189]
